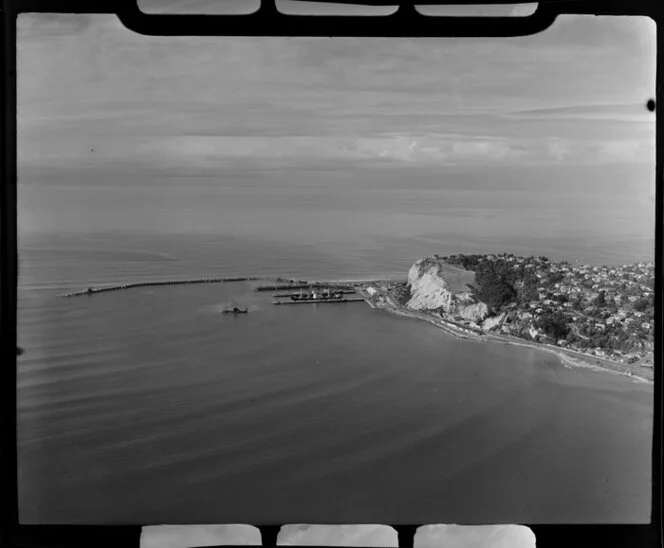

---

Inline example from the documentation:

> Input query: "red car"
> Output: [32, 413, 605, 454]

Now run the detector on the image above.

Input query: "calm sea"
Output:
[17, 166, 654, 524]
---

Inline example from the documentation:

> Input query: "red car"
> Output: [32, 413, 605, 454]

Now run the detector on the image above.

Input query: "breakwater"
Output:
[59, 276, 377, 298]
[58, 276, 283, 298]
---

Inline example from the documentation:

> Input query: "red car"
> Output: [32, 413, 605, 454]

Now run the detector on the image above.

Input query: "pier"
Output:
[273, 290, 356, 298]
[256, 283, 355, 292]
[272, 298, 366, 305]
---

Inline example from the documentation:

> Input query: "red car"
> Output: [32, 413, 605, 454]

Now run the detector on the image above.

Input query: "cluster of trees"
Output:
[547, 271, 564, 284]
[519, 274, 539, 303]
[392, 283, 411, 306]
[594, 291, 607, 307]
[572, 321, 647, 352]
[536, 310, 648, 352]
[472, 259, 518, 312]
[535, 311, 570, 340]
[446, 255, 546, 313]
[590, 292, 654, 320]
[444, 254, 483, 271]
[633, 296, 653, 312]
[642, 306, 655, 323]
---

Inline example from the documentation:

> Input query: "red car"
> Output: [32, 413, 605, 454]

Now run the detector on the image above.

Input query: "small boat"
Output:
[290, 290, 309, 301]
[223, 306, 248, 314]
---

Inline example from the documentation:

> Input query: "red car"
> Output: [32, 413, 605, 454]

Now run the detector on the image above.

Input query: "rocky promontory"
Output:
[406, 257, 489, 322]
[362, 252, 653, 382]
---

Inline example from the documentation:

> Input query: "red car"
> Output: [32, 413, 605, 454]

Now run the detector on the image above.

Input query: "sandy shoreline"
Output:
[361, 290, 653, 386]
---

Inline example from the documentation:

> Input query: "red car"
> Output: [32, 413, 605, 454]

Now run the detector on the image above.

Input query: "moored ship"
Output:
[290, 289, 343, 302]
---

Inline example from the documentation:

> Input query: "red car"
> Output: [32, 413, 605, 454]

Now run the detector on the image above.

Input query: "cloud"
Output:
[23, 132, 647, 171]
[507, 103, 655, 123]
[17, 13, 656, 173]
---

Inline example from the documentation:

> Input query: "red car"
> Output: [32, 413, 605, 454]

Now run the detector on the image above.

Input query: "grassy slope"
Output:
[416, 258, 475, 294]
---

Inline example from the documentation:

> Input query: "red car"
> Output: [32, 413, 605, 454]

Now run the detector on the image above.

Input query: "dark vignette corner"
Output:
[0, 0, 662, 547]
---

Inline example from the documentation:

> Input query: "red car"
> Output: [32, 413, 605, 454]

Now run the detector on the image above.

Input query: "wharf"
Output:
[273, 290, 356, 298]
[272, 298, 366, 305]
[256, 284, 311, 292]
[257, 283, 356, 292]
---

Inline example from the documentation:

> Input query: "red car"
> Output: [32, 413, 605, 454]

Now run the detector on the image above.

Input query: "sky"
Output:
[17, 11, 656, 176]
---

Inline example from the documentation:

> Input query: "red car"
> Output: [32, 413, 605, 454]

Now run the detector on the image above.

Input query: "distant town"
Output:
[386, 253, 655, 369]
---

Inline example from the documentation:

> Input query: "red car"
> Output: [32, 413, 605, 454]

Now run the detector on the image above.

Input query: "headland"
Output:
[58, 252, 655, 383]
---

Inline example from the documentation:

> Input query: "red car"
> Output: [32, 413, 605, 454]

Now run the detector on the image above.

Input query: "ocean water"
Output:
[17, 167, 654, 524]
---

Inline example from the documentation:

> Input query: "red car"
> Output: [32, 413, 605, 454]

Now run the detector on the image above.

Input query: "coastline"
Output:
[358, 289, 654, 386]
[57, 274, 653, 386]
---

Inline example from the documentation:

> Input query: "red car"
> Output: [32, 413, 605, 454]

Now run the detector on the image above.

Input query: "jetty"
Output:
[272, 298, 366, 305]
[256, 282, 355, 292]
[273, 290, 356, 298]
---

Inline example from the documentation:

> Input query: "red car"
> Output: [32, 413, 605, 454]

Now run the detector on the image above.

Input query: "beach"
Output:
[354, 284, 655, 385]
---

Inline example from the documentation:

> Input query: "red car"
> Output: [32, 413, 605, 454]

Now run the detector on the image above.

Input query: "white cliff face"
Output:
[406, 258, 489, 322]
[407, 264, 455, 310]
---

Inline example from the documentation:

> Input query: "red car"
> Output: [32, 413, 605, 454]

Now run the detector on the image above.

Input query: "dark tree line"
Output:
[633, 296, 653, 312]
[472, 259, 518, 312]
[547, 271, 564, 284]
[445, 254, 483, 271]
[519, 271, 540, 303]
[535, 311, 571, 340]
[392, 283, 411, 306]
[445, 255, 544, 312]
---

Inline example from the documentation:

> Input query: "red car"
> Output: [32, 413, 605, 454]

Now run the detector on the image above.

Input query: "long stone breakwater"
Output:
[58, 276, 394, 297]
[58, 277, 364, 298]
[58, 276, 291, 297]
